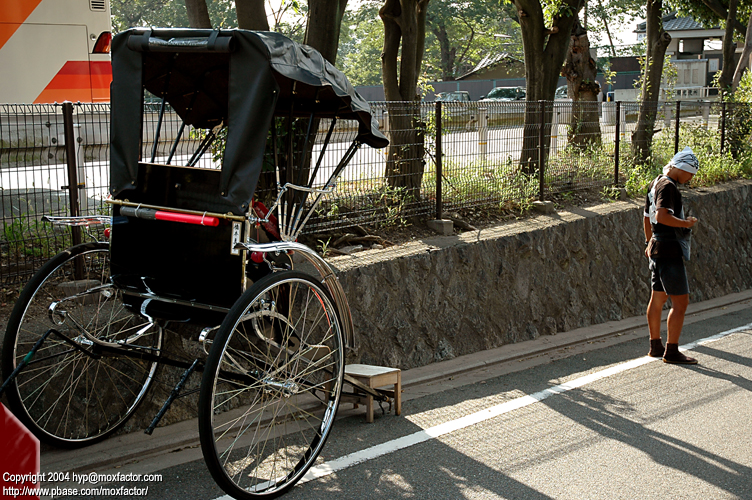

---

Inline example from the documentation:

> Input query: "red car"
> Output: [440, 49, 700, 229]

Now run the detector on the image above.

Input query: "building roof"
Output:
[635, 12, 718, 33]
[457, 53, 523, 80]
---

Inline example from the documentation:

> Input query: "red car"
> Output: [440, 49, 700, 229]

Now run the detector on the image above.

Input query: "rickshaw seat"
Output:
[110, 162, 244, 313]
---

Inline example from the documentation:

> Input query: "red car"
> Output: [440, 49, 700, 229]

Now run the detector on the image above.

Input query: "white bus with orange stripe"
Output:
[0, 0, 112, 104]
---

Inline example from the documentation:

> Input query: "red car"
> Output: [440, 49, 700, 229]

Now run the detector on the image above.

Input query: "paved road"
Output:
[42, 297, 752, 500]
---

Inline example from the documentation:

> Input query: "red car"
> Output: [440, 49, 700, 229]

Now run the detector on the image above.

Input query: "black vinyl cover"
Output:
[110, 28, 388, 214]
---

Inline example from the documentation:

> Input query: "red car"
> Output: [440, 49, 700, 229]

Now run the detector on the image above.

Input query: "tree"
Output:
[561, 15, 601, 148]
[631, 0, 671, 164]
[425, 0, 520, 81]
[510, 0, 585, 172]
[380, 0, 431, 196]
[672, 0, 748, 38]
[236, 0, 270, 30]
[305, 0, 349, 63]
[716, 0, 738, 90]
[733, 12, 752, 89]
[111, 0, 239, 32]
[185, 0, 213, 27]
[337, 2, 385, 86]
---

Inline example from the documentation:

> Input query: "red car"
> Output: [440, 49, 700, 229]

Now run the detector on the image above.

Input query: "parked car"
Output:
[435, 91, 471, 103]
[480, 86, 525, 102]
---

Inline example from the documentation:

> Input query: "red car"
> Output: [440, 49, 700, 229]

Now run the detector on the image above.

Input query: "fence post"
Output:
[720, 101, 727, 153]
[435, 101, 443, 221]
[614, 101, 621, 185]
[62, 101, 83, 279]
[478, 106, 488, 161]
[674, 100, 681, 154]
[538, 100, 545, 201]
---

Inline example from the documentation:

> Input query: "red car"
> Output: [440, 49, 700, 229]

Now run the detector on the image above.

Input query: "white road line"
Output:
[213, 322, 752, 499]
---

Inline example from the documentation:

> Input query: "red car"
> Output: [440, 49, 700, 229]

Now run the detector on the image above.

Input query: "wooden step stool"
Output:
[344, 364, 402, 423]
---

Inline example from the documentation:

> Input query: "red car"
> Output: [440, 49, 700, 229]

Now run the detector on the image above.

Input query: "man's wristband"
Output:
[645, 239, 649, 247]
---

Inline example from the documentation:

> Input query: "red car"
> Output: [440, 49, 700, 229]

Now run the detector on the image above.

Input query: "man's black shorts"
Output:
[649, 257, 689, 296]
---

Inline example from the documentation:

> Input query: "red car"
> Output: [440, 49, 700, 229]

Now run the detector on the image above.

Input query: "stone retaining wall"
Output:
[335, 179, 752, 369]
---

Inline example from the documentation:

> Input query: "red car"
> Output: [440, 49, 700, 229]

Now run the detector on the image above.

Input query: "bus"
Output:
[0, 0, 112, 104]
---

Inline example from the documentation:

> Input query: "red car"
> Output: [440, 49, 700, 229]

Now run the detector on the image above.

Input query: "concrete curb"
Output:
[41, 289, 752, 474]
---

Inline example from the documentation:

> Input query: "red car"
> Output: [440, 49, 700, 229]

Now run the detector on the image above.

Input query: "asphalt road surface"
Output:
[45, 302, 752, 500]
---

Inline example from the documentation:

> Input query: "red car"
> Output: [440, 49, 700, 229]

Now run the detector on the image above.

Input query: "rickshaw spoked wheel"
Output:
[199, 270, 345, 499]
[1, 242, 163, 448]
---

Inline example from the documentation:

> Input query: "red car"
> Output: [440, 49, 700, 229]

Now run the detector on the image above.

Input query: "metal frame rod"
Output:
[187, 130, 215, 167]
[150, 96, 167, 163]
[166, 120, 187, 165]
[294, 112, 316, 188]
[291, 140, 361, 240]
[105, 198, 245, 221]
[308, 117, 337, 189]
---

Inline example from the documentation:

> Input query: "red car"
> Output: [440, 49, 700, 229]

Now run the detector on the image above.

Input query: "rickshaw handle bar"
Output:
[105, 199, 246, 222]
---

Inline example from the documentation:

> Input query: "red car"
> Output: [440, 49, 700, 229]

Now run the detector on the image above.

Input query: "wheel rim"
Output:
[9, 247, 161, 444]
[208, 275, 344, 495]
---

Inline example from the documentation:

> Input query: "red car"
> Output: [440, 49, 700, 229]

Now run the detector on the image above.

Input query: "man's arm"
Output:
[643, 216, 652, 259]
[655, 208, 697, 228]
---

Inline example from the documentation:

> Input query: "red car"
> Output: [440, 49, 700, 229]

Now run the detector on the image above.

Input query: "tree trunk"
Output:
[380, 0, 430, 199]
[306, 0, 349, 64]
[561, 16, 601, 148]
[284, 0, 349, 208]
[717, 0, 738, 91]
[631, 0, 671, 165]
[235, 0, 269, 31]
[732, 12, 752, 90]
[433, 24, 457, 81]
[512, 0, 585, 173]
[185, 0, 212, 28]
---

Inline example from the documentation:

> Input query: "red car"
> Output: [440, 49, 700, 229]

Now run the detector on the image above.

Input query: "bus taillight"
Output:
[93, 32, 112, 54]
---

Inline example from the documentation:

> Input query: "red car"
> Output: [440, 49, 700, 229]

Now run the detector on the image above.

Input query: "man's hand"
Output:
[685, 216, 698, 228]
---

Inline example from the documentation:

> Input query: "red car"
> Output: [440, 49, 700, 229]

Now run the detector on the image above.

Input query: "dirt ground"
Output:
[298, 187, 614, 256]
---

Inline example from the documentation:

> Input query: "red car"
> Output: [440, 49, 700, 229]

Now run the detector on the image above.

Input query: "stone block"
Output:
[427, 219, 454, 235]
[532, 200, 555, 214]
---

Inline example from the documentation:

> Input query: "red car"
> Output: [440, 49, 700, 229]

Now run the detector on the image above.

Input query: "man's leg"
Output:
[647, 291, 668, 340]
[666, 293, 689, 344]
[664, 293, 697, 364]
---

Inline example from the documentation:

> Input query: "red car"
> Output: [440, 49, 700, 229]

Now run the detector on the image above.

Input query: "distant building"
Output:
[629, 11, 742, 97]
[456, 54, 525, 81]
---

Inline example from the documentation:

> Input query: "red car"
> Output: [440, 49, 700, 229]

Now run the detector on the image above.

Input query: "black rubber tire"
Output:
[1, 242, 162, 448]
[199, 270, 345, 499]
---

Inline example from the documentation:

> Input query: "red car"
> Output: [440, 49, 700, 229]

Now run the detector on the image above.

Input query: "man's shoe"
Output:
[663, 343, 698, 364]
[648, 338, 665, 358]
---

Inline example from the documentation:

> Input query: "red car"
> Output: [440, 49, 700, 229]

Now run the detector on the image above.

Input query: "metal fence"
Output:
[1, 99, 749, 284]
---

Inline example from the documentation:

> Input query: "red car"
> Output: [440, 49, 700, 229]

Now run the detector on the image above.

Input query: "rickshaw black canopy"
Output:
[110, 28, 388, 214]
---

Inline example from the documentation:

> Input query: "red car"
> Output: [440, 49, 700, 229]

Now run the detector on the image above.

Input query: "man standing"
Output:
[643, 147, 699, 364]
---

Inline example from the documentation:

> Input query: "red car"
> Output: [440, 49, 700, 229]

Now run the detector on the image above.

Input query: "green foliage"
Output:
[111, 0, 236, 32]
[623, 121, 752, 197]
[424, 157, 538, 209]
[734, 71, 752, 103]
[337, 1, 385, 87]
[633, 51, 677, 101]
[337, 0, 524, 85]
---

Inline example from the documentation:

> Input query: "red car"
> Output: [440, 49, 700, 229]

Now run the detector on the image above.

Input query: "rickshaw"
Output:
[1, 28, 389, 498]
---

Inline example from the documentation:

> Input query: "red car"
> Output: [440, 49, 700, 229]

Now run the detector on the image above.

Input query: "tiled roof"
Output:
[636, 12, 718, 32]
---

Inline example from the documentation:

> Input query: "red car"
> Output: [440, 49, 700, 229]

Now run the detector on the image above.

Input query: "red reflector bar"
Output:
[154, 211, 220, 226]
[121, 206, 220, 226]
[93, 32, 111, 54]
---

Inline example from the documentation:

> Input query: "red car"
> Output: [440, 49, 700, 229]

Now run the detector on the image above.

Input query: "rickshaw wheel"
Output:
[1, 242, 162, 448]
[199, 270, 345, 499]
